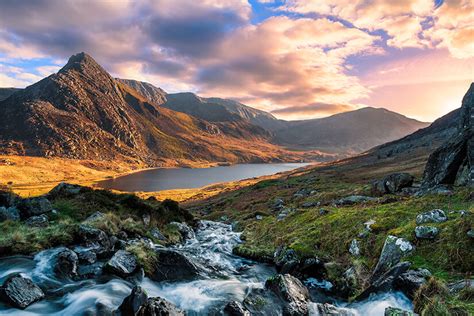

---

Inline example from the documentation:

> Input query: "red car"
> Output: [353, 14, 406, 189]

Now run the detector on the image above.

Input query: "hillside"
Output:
[0, 53, 308, 166]
[0, 88, 21, 101]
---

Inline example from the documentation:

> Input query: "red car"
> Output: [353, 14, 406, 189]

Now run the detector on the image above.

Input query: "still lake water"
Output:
[96, 163, 310, 192]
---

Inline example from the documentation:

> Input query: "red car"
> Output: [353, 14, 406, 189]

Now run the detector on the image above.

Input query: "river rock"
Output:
[371, 235, 414, 282]
[54, 248, 79, 279]
[16, 197, 52, 219]
[170, 221, 195, 240]
[310, 303, 355, 316]
[48, 182, 83, 198]
[118, 285, 148, 316]
[76, 225, 112, 258]
[151, 248, 200, 282]
[349, 239, 360, 257]
[394, 268, 431, 299]
[104, 250, 138, 278]
[334, 195, 375, 206]
[0, 273, 45, 309]
[415, 226, 439, 239]
[25, 214, 49, 227]
[136, 297, 184, 316]
[77, 263, 103, 279]
[274, 247, 300, 274]
[75, 248, 97, 264]
[0, 206, 20, 222]
[384, 306, 414, 316]
[416, 209, 447, 224]
[224, 300, 250, 316]
[265, 274, 310, 316]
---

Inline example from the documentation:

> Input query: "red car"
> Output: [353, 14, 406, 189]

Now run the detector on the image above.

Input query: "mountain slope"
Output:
[0, 88, 21, 101]
[0, 52, 304, 165]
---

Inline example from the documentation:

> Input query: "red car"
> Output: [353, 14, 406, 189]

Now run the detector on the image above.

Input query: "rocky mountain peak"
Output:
[59, 52, 110, 79]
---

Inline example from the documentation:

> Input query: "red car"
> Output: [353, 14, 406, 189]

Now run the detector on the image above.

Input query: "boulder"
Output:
[394, 268, 431, 299]
[274, 247, 300, 274]
[104, 250, 139, 278]
[150, 227, 167, 241]
[77, 263, 103, 279]
[75, 248, 97, 264]
[334, 195, 375, 206]
[16, 197, 52, 218]
[422, 83, 473, 188]
[48, 182, 83, 198]
[372, 173, 414, 195]
[224, 300, 250, 316]
[265, 274, 310, 316]
[136, 297, 184, 316]
[118, 285, 148, 316]
[371, 235, 414, 282]
[0, 206, 20, 222]
[243, 288, 283, 316]
[273, 198, 285, 211]
[415, 226, 439, 239]
[25, 214, 49, 227]
[416, 209, 447, 224]
[76, 225, 112, 258]
[54, 248, 79, 279]
[0, 190, 19, 208]
[349, 239, 360, 257]
[170, 221, 195, 240]
[151, 248, 200, 282]
[0, 273, 45, 309]
[384, 306, 415, 316]
[310, 303, 356, 316]
[448, 279, 474, 294]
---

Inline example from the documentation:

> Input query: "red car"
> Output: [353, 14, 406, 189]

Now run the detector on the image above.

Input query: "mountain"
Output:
[0, 52, 304, 165]
[272, 107, 430, 154]
[0, 88, 21, 101]
[116, 79, 167, 105]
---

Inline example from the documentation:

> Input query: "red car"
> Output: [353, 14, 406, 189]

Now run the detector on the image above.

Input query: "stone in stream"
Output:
[77, 263, 103, 279]
[416, 209, 447, 224]
[76, 224, 113, 258]
[104, 250, 139, 278]
[0, 206, 20, 222]
[371, 235, 414, 283]
[170, 221, 195, 240]
[75, 248, 98, 265]
[224, 300, 250, 316]
[150, 248, 200, 282]
[25, 214, 49, 227]
[0, 273, 45, 309]
[265, 274, 310, 316]
[310, 303, 356, 315]
[394, 268, 431, 299]
[118, 285, 148, 316]
[136, 297, 185, 316]
[415, 226, 439, 239]
[54, 248, 79, 279]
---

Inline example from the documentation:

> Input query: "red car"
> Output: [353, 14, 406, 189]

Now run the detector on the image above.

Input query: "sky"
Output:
[0, 0, 472, 122]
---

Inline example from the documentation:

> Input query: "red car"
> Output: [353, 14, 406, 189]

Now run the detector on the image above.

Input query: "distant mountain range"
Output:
[0, 52, 435, 165]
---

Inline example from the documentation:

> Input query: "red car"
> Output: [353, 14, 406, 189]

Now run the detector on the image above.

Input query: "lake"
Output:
[96, 163, 311, 192]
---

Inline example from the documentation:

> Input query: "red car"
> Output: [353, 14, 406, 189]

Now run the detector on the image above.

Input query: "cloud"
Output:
[271, 103, 354, 117]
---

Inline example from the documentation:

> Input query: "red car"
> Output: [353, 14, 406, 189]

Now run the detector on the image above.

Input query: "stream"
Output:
[0, 221, 412, 315]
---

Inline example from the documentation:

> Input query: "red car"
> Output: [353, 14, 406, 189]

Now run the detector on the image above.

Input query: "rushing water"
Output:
[96, 163, 311, 192]
[0, 221, 412, 315]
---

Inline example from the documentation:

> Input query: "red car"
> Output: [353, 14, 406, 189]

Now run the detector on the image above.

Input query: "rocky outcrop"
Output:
[150, 249, 200, 282]
[48, 182, 83, 199]
[422, 83, 473, 188]
[118, 285, 148, 316]
[371, 236, 414, 282]
[371, 173, 414, 196]
[104, 250, 139, 278]
[136, 297, 185, 316]
[16, 197, 52, 219]
[0, 274, 45, 309]
[265, 274, 310, 316]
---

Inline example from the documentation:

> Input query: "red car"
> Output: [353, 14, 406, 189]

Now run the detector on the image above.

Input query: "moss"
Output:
[126, 242, 158, 276]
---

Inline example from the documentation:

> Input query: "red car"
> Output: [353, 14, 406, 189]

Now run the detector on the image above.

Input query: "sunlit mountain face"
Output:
[0, 0, 472, 122]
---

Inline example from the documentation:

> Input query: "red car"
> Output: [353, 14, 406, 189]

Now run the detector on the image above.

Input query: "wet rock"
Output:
[415, 226, 439, 239]
[83, 211, 105, 224]
[25, 214, 49, 227]
[394, 268, 431, 299]
[349, 239, 360, 257]
[243, 288, 282, 316]
[16, 197, 52, 218]
[334, 195, 375, 206]
[265, 274, 310, 316]
[170, 221, 195, 240]
[224, 300, 250, 316]
[136, 297, 184, 316]
[150, 227, 167, 241]
[118, 285, 148, 316]
[274, 247, 300, 274]
[76, 225, 112, 258]
[104, 250, 138, 278]
[416, 209, 447, 224]
[151, 248, 200, 282]
[371, 235, 414, 282]
[0, 206, 20, 222]
[298, 257, 325, 279]
[0, 273, 45, 309]
[54, 248, 79, 278]
[77, 263, 103, 279]
[310, 303, 355, 315]
[48, 182, 83, 198]
[384, 306, 414, 316]
[75, 248, 97, 264]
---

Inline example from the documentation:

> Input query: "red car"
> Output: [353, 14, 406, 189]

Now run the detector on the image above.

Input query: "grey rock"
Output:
[54, 248, 79, 279]
[150, 227, 167, 241]
[48, 182, 82, 198]
[448, 279, 474, 293]
[349, 239, 360, 257]
[467, 229, 474, 238]
[415, 226, 439, 239]
[335, 195, 375, 206]
[76, 225, 112, 258]
[118, 285, 148, 316]
[83, 211, 105, 224]
[75, 248, 97, 264]
[310, 303, 356, 315]
[142, 214, 151, 226]
[301, 201, 320, 208]
[17, 197, 52, 218]
[224, 300, 250, 316]
[151, 248, 200, 282]
[136, 297, 184, 316]
[256, 215, 263, 220]
[372, 173, 414, 195]
[170, 221, 195, 240]
[273, 198, 285, 210]
[0, 206, 20, 222]
[416, 209, 447, 224]
[0, 273, 45, 309]
[265, 274, 310, 316]
[394, 268, 431, 299]
[77, 262, 103, 279]
[25, 214, 49, 227]
[105, 250, 138, 278]
[371, 235, 414, 282]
